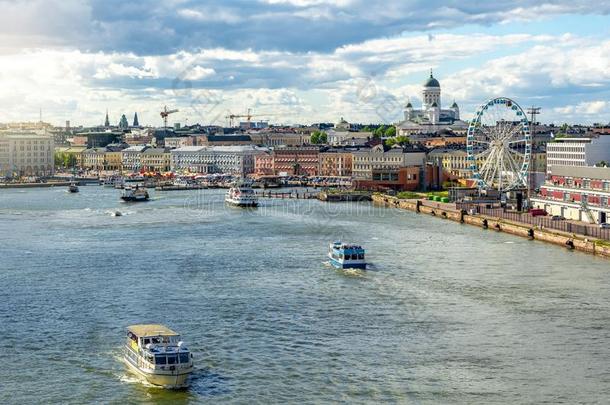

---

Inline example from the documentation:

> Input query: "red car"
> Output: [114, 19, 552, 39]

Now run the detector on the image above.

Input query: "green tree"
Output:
[384, 126, 396, 137]
[362, 126, 371, 132]
[373, 125, 385, 139]
[310, 130, 328, 144]
[384, 135, 410, 147]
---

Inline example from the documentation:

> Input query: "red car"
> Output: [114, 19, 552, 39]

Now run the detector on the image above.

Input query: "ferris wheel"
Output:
[467, 97, 531, 192]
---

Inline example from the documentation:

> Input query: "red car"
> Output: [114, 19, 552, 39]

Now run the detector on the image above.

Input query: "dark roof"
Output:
[207, 135, 252, 142]
[424, 71, 440, 88]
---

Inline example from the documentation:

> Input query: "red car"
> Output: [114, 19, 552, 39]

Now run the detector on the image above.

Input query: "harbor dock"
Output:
[373, 194, 610, 260]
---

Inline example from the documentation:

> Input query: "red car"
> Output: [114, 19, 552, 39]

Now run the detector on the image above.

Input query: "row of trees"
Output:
[54, 152, 77, 168]
[362, 125, 396, 138]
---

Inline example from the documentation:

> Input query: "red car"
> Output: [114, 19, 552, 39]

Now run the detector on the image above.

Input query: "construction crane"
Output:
[160, 106, 179, 128]
[224, 108, 276, 128]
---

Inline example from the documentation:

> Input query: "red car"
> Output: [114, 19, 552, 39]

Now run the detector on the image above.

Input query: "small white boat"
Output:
[328, 241, 366, 269]
[225, 182, 258, 207]
[121, 186, 149, 202]
[123, 324, 194, 388]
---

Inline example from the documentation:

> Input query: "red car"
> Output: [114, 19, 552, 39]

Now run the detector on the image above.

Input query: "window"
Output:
[179, 353, 190, 363]
[167, 355, 177, 365]
[155, 355, 166, 365]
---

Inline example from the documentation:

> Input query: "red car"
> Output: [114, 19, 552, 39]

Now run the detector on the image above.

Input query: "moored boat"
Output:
[123, 324, 194, 388]
[328, 241, 366, 269]
[225, 181, 258, 207]
[121, 185, 149, 202]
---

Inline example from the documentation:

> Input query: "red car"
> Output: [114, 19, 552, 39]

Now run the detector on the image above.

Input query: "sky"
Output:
[1, 0, 610, 127]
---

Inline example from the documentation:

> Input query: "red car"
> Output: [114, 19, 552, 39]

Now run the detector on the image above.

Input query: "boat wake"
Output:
[323, 261, 368, 277]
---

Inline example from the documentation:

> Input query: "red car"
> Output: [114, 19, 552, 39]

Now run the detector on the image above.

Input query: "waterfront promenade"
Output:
[373, 194, 610, 259]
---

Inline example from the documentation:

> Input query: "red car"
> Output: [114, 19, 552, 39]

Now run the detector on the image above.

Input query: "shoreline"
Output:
[372, 194, 610, 260]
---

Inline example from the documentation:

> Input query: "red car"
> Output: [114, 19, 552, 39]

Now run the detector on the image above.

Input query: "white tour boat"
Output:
[121, 185, 149, 202]
[328, 241, 367, 269]
[123, 324, 194, 388]
[225, 182, 258, 207]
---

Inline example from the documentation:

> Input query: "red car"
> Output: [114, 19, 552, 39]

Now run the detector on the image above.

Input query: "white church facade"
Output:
[397, 71, 468, 136]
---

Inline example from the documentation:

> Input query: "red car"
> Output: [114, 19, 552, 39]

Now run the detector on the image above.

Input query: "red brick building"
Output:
[273, 146, 320, 176]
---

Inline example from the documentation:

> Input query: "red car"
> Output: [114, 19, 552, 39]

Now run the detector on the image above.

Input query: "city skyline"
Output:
[1, 1, 610, 126]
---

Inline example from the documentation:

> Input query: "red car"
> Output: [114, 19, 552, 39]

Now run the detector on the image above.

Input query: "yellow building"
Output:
[319, 150, 353, 177]
[82, 148, 106, 171]
[104, 151, 123, 171]
[140, 148, 171, 172]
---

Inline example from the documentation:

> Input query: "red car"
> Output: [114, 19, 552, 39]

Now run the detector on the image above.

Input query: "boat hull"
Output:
[329, 256, 366, 269]
[123, 356, 192, 388]
[121, 196, 149, 202]
[225, 198, 258, 207]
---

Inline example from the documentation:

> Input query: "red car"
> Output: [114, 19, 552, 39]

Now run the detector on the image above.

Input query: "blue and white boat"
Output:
[328, 241, 366, 269]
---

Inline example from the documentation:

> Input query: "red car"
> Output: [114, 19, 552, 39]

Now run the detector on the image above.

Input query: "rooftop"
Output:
[127, 324, 179, 337]
[551, 165, 610, 181]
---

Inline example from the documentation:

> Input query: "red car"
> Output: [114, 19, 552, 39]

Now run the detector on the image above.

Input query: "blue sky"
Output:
[1, 0, 609, 126]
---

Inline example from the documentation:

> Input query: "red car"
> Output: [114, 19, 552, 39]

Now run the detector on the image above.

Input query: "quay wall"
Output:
[372, 194, 610, 260]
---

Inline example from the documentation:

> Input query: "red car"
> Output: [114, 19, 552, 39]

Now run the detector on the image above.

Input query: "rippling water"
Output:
[0, 186, 609, 404]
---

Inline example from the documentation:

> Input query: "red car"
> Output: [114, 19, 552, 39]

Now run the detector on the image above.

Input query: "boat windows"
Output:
[179, 353, 190, 363]
[167, 355, 177, 365]
[358, 253, 364, 259]
[155, 355, 167, 365]
[151, 337, 161, 344]
[143, 338, 151, 345]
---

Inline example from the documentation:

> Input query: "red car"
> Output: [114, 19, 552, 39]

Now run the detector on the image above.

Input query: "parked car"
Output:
[600, 223, 610, 229]
[529, 208, 548, 217]
[551, 215, 564, 220]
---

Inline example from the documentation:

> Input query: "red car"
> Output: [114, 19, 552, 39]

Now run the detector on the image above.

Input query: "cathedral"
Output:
[397, 70, 466, 135]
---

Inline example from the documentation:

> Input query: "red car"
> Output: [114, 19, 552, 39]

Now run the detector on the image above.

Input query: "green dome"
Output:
[451, 101, 458, 108]
[424, 71, 440, 88]
[405, 102, 413, 108]
[431, 101, 438, 107]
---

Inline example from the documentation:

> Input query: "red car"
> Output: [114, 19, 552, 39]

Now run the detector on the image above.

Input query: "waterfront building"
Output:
[546, 136, 610, 173]
[170, 145, 266, 176]
[140, 148, 171, 172]
[82, 147, 107, 171]
[352, 144, 426, 190]
[254, 151, 274, 176]
[273, 146, 320, 176]
[319, 148, 353, 177]
[0, 132, 54, 177]
[104, 150, 123, 171]
[396, 71, 468, 136]
[531, 165, 610, 224]
[122, 145, 148, 171]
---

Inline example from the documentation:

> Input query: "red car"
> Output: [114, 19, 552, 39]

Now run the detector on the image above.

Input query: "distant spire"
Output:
[133, 112, 139, 127]
[104, 109, 110, 127]
[430, 68, 433, 78]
